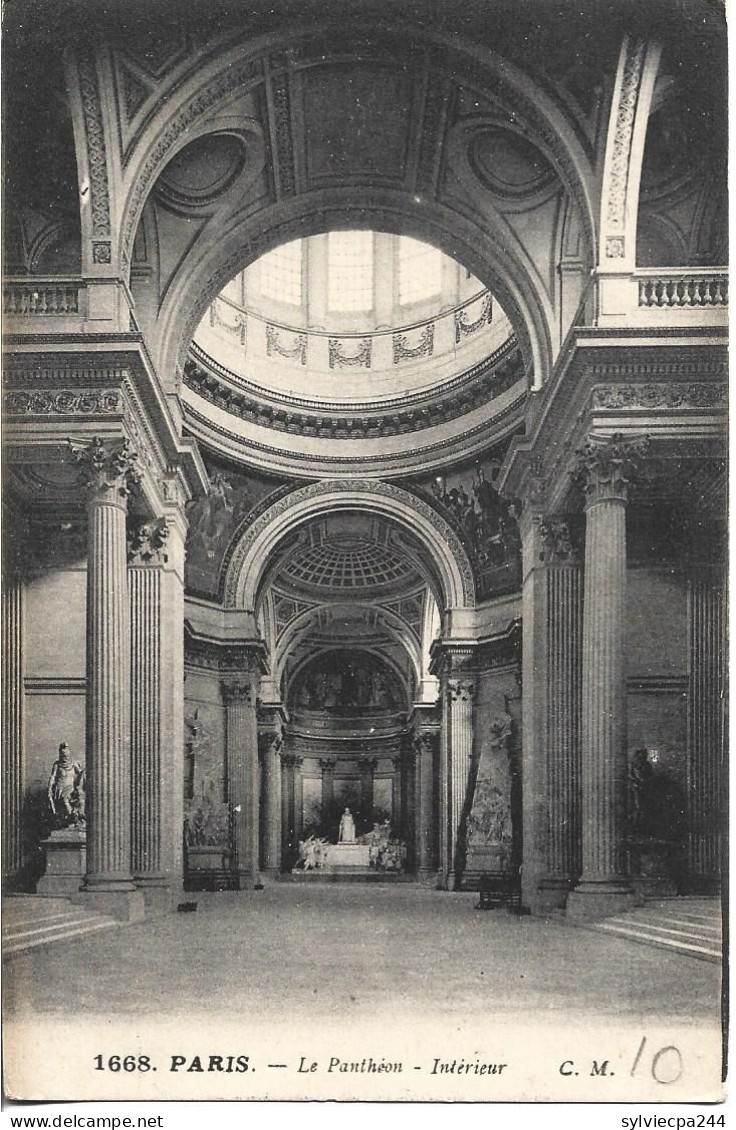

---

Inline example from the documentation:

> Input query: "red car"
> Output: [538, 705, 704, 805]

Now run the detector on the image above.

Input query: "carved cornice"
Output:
[572, 432, 650, 504]
[184, 337, 522, 439]
[127, 517, 170, 565]
[70, 437, 141, 503]
[184, 624, 268, 676]
[475, 620, 522, 672]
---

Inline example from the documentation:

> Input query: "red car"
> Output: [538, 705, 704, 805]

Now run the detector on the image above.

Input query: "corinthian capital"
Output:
[127, 517, 170, 565]
[70, 437, 141, 503]
[573, 433, 649, 504]
[221, 678, 255, 706]
[539, 519, 576, 564]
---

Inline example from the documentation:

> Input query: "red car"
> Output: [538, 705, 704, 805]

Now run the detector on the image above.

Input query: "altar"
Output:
[325, 843, 370, 870]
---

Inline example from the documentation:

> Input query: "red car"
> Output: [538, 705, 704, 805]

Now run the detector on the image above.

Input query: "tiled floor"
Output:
[4, 884, 721, 1028]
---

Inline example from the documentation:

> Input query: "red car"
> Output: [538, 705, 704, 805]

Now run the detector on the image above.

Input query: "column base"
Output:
[415, 868, 439, 886]
[566, 882, 642, 921]
[528, 877, 574, 914]
[72, 885, 146, 922]
[234, 870, 264, 891]
[259, 867, 281, 880]
[134, 876, 180, 916]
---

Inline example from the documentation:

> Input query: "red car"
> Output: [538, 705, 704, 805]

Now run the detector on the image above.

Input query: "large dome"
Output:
[183, 230, 527, 477]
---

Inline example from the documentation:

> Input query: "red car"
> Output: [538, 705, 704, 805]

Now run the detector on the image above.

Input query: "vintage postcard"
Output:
[2, 0, 727, 1106]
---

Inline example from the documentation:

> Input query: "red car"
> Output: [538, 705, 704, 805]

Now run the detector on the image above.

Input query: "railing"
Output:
[637, 272, 728, 309]
[201, 288, 498, 371]
[4, 281, 80, 316]
[597, 267, 728, 328]
[3, 276, 136, 333]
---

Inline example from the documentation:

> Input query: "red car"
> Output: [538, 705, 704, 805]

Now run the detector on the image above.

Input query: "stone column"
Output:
[261, 730, 283, 877]
[320, 757, 336, 809]
[539, 520, 583, 900]
[567, 435, 647, 919]
[432, 645, 477, 889]
[72, 437, 144, 921]
[413, 734, 436, 880]
[2, 560, 24, 886]
[518, 476, 548, 912]
[359, 756, 377, 817]
[222, 673, 261, 889]
[401, 743, 417, 870]
[281, 752, 303, 867]
[687, 571, 725, 891]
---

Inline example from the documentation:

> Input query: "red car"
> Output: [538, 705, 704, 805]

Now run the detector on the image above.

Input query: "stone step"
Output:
[595, 922, 721, 963]
[2, 895, 120, 958]
[591, 898, 722, 964]
[3, 918, 119, 958]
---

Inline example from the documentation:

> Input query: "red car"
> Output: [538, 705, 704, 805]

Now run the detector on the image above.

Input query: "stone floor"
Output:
[4, 884, 721, 1027]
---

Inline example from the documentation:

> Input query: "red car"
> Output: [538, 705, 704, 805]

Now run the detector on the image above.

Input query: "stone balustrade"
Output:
[597, 267, 728, 329]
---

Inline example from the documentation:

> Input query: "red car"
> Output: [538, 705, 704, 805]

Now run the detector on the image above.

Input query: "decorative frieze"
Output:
[77, 54, 111, 240]
[270, 70, 297, 197]
[592, 383, 726, 411]
[454, 294, 492, 342]
[393, 322, 434, 364]
[328, 337, 372, 369]
[5, 389, 121, 415]
[266, 324, 307, 365]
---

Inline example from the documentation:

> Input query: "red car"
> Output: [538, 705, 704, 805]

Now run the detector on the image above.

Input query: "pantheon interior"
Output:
[2, 0, 727, 941]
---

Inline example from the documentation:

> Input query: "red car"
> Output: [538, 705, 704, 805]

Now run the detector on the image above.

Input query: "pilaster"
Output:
[687, 571, 725, 892]
[128, 515, 185, 914]
[2, 560, 24, 885]
[430, 642, 477, 890]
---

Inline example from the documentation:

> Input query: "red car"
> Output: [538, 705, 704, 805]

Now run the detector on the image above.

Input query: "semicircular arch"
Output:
[221, 480, 476, 613]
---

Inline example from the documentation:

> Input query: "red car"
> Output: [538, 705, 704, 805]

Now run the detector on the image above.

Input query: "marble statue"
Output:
[47, 743, 86, 828]
[338, 807, 356, 844]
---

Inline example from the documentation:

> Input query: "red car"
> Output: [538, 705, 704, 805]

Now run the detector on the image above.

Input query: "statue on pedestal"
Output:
[47, 742, 86, 829]
[338, 807, 356, 844]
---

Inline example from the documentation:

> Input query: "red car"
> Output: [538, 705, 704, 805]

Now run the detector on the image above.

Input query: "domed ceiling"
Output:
[183, 230, 527, 477]
[267, 512, 424, 599]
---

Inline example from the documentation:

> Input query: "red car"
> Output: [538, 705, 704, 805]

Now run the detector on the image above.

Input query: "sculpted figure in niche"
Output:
[338, 807, 356, 844]
[47, 743, 86, 828]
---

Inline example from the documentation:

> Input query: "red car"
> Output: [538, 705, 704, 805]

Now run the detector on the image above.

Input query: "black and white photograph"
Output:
[1, 0, 727, 1109]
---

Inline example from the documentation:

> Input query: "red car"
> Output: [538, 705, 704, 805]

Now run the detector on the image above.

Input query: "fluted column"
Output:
[222, 674, 260, 889]
[568, 434, 647, 918]
[414, 734, 436, 878]
[401, 742, 417, 870]
[2, 564, 24, 885]
[431, 643, 477, 890]
[128, 515, 185, 913]
[261, 730, 283, 876]
[72, 437, 144, 921]
[281, 752, 303, 867]
[540, 520, 582, 895]
[687, 572, 725, 891]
